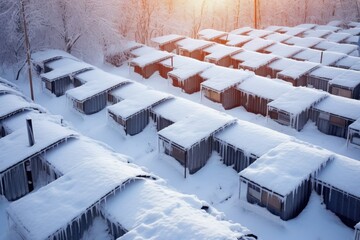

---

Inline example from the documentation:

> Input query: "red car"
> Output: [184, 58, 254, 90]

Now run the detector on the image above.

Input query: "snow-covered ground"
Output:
[0, 62, 359, 239]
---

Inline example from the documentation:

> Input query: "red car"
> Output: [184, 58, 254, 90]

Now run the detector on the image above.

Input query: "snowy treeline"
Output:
[0, 0, 359, 66]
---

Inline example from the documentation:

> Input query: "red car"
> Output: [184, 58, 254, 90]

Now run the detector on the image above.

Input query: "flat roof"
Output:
[278, 61, 319, 79]
[315, 41, 357, 54]
[229, 27, 253, 35]
[107, 90, 171, 119]
[264, 33, 292, 42]
[203, 44, 241, 61]
[325, 32, 352, 43]
[237, 75, 293, 100]
[151, 34, 185, 45]
[292, 49, 346, 66]
[283, 27, 308, 36]
[66, 69, 130, 102]
[109, 81, 148, 100]
[152, 97, 207, 123]
[285, 36, 324, 48]
[7, 157, 146, 240]
[268, 87, 328, 115]
[349, 118, 360, 131]
[314, 25, 341, 32]
[241, 38, 275, 52]
[240, 142, 333, 197]
[267, 58, 298, 72]
[158, 110, 235, 149]
[315, 154, 360, 197]
[129, 45, 157, 58]
[40, 60, 93, 81]
[313, 94, 360, 120]
[233, 50, 278, 69]
[168, 61, 212, 80]
[103, 180, 250, 240]
[335, 55, 360, 69]
[264, 43, 305, 58]
[0, 118, 77, 173]
[329, 71, 360, 88]
[0, 94, 43, 120]
[130, 51, 172, 67]
[31, 49, 77, 64]
[222, 34, 253, 46]
[308, 65, 347, 80]
[246, 29, 273, 38]
[302, 29, 332, 38]
[159, 54, 199, 68]
[198, 28, 227, 41]
[338, 27, 360, 36]
[214, 120, 292, 157]
[295, 23, 317, 30]
[176, 38, 215, 52]
[1, 110, 42, 134]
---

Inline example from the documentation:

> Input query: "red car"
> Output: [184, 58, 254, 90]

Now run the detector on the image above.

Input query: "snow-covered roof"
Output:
[284, 27, 308, 36]
[264, 33, 292, 42]
[40, 60, 93, 81]
[130, 51, 172, 67]
[214, 120, 292, 158]
[241, 38, 275, 52]
[44, 57, 80, 70]
[315, 41, 357, 54]
[267, 58, 298, 72]
[0, 94, 43, 120]
[7, 158, 147, 240]
[0, 77, 19, 90]
[198, 29, 228, 41]
[264, 43, 305, 58]
[0, 118, 77, 173]
[349, 118, 360, 131]
[237, 75, 294, 100]
[0, 83, 23, 97]
[159, 54, 198, 68]
[176, 38, 215, 52]
[343, 35, 359, 44]
[129, 45, 157, 58]
[229, 27, 253, 35]
[314, 25, 341, 32]
[329, 71, 360, 88]
[168, 61, 212, 80]
[107, 90, 171, 119]
[315, 154, 360, 197]
[66, 70, 130, 102]
[222, 34, 253, 46]
[339, 27, 360, 36]
[278, 61, 319, 79]
[158, 110, 235, 149]
[292, 48, 346, 66]
[302, 29, 332, 38]
[31, 49, 77, 64]
[104, 180, 250, 240]
[109, 82, 148, 101]
[43, 136, 129, 175]
[334, 55, 360, 69]
[285, 36, 324, 48]
[308, 65, 347, 80]
[0, 110, 42, 135]
[295, 23, 317, 30]
[325, 32, 352, 43]
[246, 29, 273, 38]
[264, 26, 285, 32]
[240, 142, 333, 197]
[312, 94, 360, 120]
[203, 44, 241, 61]
[201, 67, 252, 92]
[233, 50, 278, 69]
[326, 20, 344, 27]
[152, 97, 208, 123]
[151, 34, 185, 45]
[268, 87, 328, 115]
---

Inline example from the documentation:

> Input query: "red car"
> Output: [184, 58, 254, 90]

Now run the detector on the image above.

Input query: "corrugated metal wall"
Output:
[125, 109, 150, 136]
[307, 76, 329, 91]
[310, 109, 350, 138]
[82, 93, 107, 115]
[314, 181, 360, 228]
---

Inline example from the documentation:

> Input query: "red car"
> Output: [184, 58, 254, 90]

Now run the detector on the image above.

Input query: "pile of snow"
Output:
[240, 142, 333, 197]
